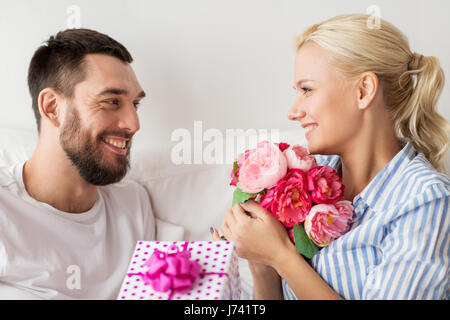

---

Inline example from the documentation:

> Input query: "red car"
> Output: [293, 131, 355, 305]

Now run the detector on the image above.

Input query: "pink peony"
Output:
[306, 166, 345, 204]
[237, 141, 288, 194]
[304, 202, 354, 247]
[259, 169, 312, 227]
[230, 148, 254, 187]
[276, 142, 291, 152]
[230, 171, 238, 187]
[334, 200, 354, 219]
[230, 142, 290, 187]
[283, 145, 317, 171]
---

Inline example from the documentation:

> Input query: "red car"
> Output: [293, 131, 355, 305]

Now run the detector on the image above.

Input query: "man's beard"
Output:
[59, 106, 132, 186]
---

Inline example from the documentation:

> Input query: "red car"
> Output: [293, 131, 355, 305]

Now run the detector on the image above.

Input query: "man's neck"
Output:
[23, 142, 98, 213]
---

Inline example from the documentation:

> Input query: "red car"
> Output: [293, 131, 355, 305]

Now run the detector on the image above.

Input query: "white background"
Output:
[0, 0, 449, 169]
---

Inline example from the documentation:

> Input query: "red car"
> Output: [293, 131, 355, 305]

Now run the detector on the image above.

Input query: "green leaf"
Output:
[232, 161, 239, 183]
[293, 223, 319, 259]
[232, 188, 258, 206]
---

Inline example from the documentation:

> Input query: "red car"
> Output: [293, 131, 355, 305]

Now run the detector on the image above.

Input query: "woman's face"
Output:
[288, 41, 361, 155]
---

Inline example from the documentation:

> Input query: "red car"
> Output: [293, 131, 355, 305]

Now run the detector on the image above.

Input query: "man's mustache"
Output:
[99, 130, 133, 140]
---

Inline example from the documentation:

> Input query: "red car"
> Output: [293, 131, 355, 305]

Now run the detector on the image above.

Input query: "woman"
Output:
[212, 14, 449, 299]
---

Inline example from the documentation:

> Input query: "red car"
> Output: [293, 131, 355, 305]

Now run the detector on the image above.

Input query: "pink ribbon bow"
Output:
[127, 242, 227, 300]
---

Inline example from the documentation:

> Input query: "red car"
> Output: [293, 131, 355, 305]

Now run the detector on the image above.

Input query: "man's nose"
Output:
[118, 103, 140, 134]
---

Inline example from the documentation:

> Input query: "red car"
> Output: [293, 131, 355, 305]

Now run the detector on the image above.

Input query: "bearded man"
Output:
[0, 29, 155, 299]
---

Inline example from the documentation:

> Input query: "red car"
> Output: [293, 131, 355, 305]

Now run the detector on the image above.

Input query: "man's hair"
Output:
[27, 28, 133, 132]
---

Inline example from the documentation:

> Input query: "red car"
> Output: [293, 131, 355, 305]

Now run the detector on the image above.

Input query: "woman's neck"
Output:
[339, 136, 403, 202]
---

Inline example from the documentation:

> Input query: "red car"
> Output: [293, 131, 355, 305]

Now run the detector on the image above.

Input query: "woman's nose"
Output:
[287, 96, 307, 120]
[287, 105, 305, 121]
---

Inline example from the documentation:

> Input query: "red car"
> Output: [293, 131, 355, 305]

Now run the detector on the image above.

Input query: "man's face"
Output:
[59, 54, 145, 185]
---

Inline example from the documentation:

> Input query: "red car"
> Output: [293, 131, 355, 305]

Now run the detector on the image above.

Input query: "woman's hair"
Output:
[296, 14, 449, 173]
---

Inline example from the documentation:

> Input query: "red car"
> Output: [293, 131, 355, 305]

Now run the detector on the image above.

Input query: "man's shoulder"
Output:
[0, 163, 21, 190]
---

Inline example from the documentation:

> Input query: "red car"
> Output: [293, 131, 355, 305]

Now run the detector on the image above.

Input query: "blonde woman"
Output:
[212, 14, 449, 299]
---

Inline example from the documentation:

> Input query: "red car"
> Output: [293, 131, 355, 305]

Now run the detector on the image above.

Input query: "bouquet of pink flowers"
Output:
[230, 141, 354, 258]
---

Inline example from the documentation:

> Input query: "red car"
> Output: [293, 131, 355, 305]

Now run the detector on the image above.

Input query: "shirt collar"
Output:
[332, 141, 417, 214]
[353, 142, 417, 211]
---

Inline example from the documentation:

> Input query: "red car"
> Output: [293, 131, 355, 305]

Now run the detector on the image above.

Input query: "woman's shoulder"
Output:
[403, 153, 449, 193]
[382, 152, 449, 217]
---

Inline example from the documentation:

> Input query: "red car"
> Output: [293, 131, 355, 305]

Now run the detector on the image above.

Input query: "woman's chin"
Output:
[306, 143, 319, 155]
[307, 139, 340, 156]
[306, 137, 327, 155]
[305, 136, 318, 154]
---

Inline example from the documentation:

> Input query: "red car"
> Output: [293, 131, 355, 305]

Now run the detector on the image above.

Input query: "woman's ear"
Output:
[38, 88, 62, 129]
[356, 71, 379, 110]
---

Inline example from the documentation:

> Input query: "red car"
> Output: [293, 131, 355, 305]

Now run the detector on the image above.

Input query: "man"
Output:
[0, 29, 155, 299]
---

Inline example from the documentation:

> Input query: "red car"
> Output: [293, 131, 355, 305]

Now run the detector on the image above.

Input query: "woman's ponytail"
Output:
[393, 53, 449, 173]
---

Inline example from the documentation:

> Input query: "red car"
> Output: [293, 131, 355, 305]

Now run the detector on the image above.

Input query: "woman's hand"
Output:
[216, 200, 295, 269]
[212, 201, 342, 300]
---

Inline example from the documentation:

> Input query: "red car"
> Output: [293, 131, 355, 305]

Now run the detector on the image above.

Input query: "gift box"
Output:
[117, 241, 241, 300]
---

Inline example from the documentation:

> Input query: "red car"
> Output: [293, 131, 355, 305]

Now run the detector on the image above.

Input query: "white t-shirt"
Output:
[0, 161, 155, 299]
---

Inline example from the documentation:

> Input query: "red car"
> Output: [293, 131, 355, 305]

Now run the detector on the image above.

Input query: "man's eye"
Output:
[133, 102, 140, 110]
[104, 99, 119, 105]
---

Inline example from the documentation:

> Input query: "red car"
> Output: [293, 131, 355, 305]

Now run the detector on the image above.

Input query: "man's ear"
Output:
[38, 88, 62, 128]
[356, 72, 379, 110]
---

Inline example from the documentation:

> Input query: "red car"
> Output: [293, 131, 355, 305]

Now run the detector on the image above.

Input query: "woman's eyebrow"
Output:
[137, 90, 146, 99]
[293, 79, 315, 89]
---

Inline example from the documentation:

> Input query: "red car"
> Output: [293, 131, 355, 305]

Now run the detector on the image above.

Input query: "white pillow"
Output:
[0, 127, 37, 167]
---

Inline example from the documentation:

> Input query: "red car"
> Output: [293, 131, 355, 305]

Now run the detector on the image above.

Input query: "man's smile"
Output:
[102, 137, 128, 155]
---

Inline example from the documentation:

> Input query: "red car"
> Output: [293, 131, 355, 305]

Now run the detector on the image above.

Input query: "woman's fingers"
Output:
[216, 201, 269, 243]
[226, 206, 237, 225]
[221, 206, 237, 237]
[211, 227, 222, 241]
[239, 200, 270, 220]
[220, 220, 232, 241]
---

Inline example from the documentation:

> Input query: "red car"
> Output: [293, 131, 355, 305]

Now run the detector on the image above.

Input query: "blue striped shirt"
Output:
[282, 141, 449, 300]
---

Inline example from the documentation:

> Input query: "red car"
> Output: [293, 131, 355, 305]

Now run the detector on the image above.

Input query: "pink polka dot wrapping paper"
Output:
[117, 241, 241, 300]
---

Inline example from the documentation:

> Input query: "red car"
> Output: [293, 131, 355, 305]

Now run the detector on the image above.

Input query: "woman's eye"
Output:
[293, 86, 312, 96]
[301, 87, 312, 94]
